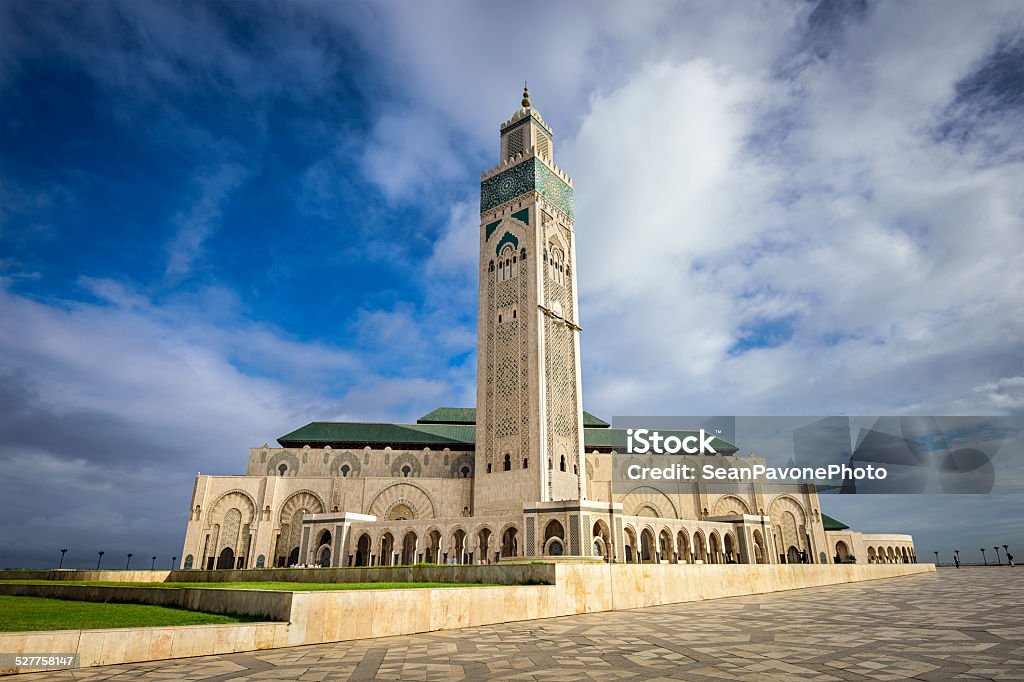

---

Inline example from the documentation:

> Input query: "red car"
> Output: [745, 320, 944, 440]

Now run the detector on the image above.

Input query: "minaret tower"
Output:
[474, 84, 586, 517]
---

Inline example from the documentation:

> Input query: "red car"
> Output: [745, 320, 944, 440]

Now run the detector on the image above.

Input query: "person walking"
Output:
[1008, 553, 1015, 567]
[954, 555, 960, 568]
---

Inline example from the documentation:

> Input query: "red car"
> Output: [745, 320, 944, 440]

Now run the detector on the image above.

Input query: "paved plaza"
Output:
[19, 568, 1024, 681]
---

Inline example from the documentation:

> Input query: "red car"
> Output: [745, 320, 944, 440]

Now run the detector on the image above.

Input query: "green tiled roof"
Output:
[821, 513, 850, 531]
[416, 407, 610, 428]
[278, 419, 737, 453]
[416, 407, 477, 425]
[278, 422, 476, 449]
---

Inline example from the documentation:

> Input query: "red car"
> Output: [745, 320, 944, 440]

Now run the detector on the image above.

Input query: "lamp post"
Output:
[934, 551, 939, 565]
[994, 546, 1002, 565]
[58, 548, 68, 569]
[980, 548, 987, 565]
[126, 553, 133, 570]
[96, 551, 104, 570]
[151, 556, 157, 570]
[172, 557, 177, 570]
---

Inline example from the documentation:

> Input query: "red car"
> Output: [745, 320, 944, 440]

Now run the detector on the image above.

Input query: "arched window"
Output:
[401, 465, 411, 477]
[460, 466, 470, 478]
[523, 457, 528, 469]
[340, 464, 350, 477]
[278, 463, 288, 476]
[503, 453, 511, 471]
[559, 455, 566, 472]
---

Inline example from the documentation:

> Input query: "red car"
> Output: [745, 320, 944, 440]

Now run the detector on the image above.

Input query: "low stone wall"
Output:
[0, 570, 170, 583]
[0, 563, 934, 674]
[0, 622, 289, 674]
[165, 563, 555, 585]
[0, 584, 293, 622]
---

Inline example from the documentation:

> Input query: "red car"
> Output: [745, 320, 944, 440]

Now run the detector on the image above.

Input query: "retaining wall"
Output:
[0, 562, 934, 674]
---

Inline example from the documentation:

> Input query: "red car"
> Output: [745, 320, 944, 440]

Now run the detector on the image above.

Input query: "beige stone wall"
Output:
[0, 562, 933, 673]
[825, 530, 917, 564]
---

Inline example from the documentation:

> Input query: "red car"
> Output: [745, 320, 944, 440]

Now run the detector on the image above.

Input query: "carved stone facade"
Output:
[180, 91, 915, 571]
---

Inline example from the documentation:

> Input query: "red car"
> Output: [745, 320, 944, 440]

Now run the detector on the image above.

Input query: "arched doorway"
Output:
[640, 528, 656, 563]
[752, 529, 766, 564]
[724, 532, 737, 563]
[450, 528, 467, 563]
[477, 527, 492, 562]
[544, 520, 565, 556]
[868, 546, 878, 563]
[288, 547, 299, 566]
[693, 530, 708, 563]
[401, 531, 417, 565]
[624, 527, 638, 563]
[659, 529, 673, 563]
[592, 521, 612, 561]
[786, 545, 801, 564]
[319, 546, 331, 567]
[379, 533, 395, 566]
[217, 547, 235, 570]
[426, 529, 442, 563]
[677, 530, 691, 563]
[500, 526, 519, 558]
[709, 532, 722, 564]
[355, 533, 371, 566]
[835, 540, 850, 564]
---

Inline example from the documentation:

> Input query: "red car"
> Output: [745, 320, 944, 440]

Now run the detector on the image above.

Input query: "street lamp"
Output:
[126, 553, 133, 570]
[58, 548, 68, 569]
[171, 557, 177, 570]
[151, 556, 157, 570]
[934, 551, 939, 564]
[96, 551, 104, 570]
[994, 546, 1002, 565]
[980, 548, 987, 565]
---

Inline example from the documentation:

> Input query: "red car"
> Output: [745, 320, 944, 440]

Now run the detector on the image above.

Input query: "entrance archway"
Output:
[355, 533, 371, 566]
[401, 531, 417, 565]
[624, 527, 638, 563]
[693, 530, 708, 563]
[835, 540, 850, 564]
[709, 532, 722, 564]
[500, 526, 519, 558]
[677, 530, 691, 563]
[379, 532, 395, 566]
[724, 532, 737, 563]
[640, 528, 656, 563]
[477, 527, 492, 562]
[787, 545, 801, 564]
[319, 546, 331, 567]
[217, 547, 234, 570]
[659, 529, 673, 563]
[544, 520, 565, 557]
[752, 529, 767, 564]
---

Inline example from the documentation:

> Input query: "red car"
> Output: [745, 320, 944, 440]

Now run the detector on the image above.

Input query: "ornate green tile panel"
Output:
[480, 157, 574, 220]
[495, 230, 519, 256]
[485, 219, 502, 241]
[511, 208, 530, 225]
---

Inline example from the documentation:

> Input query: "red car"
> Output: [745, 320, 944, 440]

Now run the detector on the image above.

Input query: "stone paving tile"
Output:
[13, 568, 1024, 681]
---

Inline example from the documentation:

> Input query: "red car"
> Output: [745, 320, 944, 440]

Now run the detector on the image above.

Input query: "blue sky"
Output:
[1, 0, 1022, 569]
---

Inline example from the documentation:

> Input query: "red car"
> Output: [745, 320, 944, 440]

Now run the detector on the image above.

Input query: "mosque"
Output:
[179, 87, 916, 571]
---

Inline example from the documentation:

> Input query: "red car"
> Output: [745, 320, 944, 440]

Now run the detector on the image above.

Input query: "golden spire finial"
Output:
[522, 81, 531, 108]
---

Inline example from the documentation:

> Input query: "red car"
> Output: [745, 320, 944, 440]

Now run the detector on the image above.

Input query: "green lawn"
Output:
[0, 595, 262, 632]
[0, 580, 499, 591]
